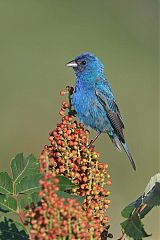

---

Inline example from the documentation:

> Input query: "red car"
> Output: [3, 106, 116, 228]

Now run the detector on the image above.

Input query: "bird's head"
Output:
[66, 52, 104, 79]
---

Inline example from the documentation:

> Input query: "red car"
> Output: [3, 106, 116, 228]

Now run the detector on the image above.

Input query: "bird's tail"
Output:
[110, 135, 122, 152]
[121, 142, 136, 171]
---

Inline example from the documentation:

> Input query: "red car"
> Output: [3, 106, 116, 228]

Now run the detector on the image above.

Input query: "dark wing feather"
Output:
[96, 88, 125, 142]
[95, 80, 136, 170]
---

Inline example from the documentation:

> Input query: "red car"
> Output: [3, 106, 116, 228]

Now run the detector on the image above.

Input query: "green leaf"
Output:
[121, 174, 160, 239]
[121, 213, 151, 239]
[11, 153, 39, 183]
[57, 191, 85, 204]
[140, 182, 160, 219]
[0, 195, 10, 213]
[0, 217, 28, 239]
[57, 175, 76, 191]
[121, 196, 142, 218]
[20, 192, 40, 210]
[0, 172, 13, 194]
[0, 194, 17, 213]
[143, 182, 160, 207]
[16, 174, 42, 195]
[122, 174, 160, 220]
[0, 206, 10, 213]
[139, 206, 153, 219]
[121, 204, 135, 219]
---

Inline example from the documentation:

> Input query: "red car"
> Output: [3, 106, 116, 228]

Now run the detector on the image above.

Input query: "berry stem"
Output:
[68, 209, 72, 239]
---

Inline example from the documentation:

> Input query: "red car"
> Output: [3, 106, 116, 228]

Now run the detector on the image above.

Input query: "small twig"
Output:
[136, 195, 147, 214]
[138, 203, 147, 213]
[118, 231, 126, 240]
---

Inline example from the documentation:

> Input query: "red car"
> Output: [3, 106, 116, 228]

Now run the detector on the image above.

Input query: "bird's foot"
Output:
[87, 132, 101, 148]
[66, 86, 74, 95]
[68, 109, 77, 117]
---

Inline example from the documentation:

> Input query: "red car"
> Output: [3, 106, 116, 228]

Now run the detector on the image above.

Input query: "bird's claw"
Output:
[68, 110, 77, 117]
[66, 86, 74, 95]
[66, 86, 76, 116]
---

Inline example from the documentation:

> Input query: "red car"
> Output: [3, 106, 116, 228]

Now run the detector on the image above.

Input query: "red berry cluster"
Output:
[25, 87, 112, 239]
[25, 169, 102, 240]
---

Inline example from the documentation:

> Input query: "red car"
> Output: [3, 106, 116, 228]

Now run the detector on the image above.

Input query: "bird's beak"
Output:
[66, 60, 78, 67]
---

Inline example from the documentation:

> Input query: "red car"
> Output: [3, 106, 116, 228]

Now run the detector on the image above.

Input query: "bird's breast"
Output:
[73, 90, 112, 133]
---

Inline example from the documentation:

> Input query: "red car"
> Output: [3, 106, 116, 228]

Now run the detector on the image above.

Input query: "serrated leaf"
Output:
[57, 191, 85, 204]
[16, 174, 42, 195]
[57, 175, 76, 191]
[11, 153, 39, 184]
[0, 217, 28, 239]
[139, 182, 160, 219]
[0, 194, 17, 213]
[122, 175, 160, 220]
[121, 213, 151, 239]
[0, 172, 13, 194]
[20, 192, 40, 210]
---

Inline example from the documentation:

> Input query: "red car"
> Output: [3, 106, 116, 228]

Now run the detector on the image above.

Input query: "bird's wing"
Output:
[95, 81, 125, 142]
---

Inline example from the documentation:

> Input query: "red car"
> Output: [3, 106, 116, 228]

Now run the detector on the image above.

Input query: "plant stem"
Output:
[16, 195, 33, 240]
[68, 209, 72, 239]
[118, 232, 126, 240]
[17, 209, 25, 225]
[17, 207, 33, 240]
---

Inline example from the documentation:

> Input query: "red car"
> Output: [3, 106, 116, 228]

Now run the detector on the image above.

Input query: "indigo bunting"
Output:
[66, 52, 136, 170]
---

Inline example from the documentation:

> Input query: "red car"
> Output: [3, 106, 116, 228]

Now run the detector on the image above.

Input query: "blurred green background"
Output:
[0, 0, 159, 238]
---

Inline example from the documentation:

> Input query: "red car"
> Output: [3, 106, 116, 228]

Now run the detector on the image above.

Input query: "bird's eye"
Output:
[81, 60, 86, 65]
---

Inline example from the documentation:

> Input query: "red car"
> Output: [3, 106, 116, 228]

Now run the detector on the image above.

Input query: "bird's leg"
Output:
[66, 86, 77, 116]
[87, 132, 101, 148]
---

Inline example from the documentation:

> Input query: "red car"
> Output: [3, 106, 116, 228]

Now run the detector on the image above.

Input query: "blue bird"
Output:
[66, 52, 136, 170]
